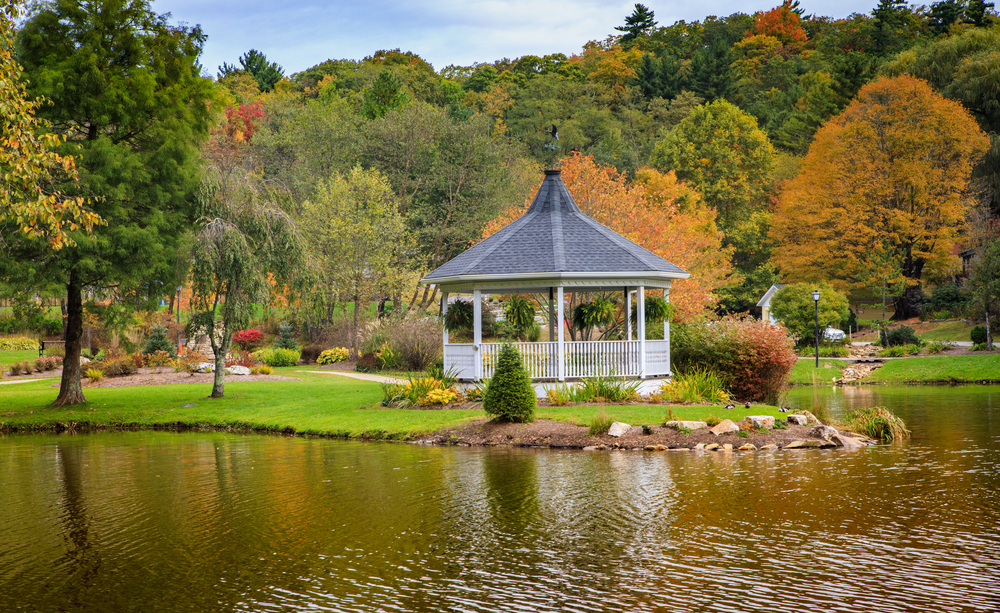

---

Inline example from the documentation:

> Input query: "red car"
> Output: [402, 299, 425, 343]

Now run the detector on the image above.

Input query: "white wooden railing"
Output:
[445, 340, 670, 380]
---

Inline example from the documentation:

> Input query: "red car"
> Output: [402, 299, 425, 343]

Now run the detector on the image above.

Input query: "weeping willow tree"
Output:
[190, 167, 307, 398]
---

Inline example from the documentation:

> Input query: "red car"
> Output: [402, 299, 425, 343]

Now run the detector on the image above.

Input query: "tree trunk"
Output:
[987, 309, 993, 351]
[167, 292, 175, 316]
[210, 324, 231, 398]
[351, 296, 360, 359]
[54, 271, 86, 406]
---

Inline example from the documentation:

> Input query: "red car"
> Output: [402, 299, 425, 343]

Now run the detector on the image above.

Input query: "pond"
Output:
[2, 385, 999, 612]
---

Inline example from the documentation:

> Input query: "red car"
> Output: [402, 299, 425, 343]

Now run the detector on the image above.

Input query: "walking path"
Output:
[0, 379, 41, 386]
[295, 370, 406, 385]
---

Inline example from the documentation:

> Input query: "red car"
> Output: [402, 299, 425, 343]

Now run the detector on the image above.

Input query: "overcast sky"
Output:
[152, 0, 879, 78]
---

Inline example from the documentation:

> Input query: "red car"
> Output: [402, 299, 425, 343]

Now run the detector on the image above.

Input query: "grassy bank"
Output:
[0, 367, 780, 438]
[789, 359, 849, 385]
[1, 350, 41, 366]
[864, 354, 1000, 384]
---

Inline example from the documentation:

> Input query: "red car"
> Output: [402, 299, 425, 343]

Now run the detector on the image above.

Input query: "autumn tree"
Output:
[751, 1, 808, 46]
[13, 0, 214, 405]
[771, 75, 989, 317]
[0, 2, 101, 250]
[190, 167, 306, 398]
[300, 167, 410, 357]
[770, 282, 849, 344]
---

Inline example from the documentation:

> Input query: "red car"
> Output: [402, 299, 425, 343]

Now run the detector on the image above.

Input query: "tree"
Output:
[928, 0, 966, 34]
[219, 49, 284, 93]
[190, 167, 305, 398]
[771, 76, 989, 316]
[969, 238, 1000, 350]
[482, 344, 536, 423]
[13, 0, 214, 405]
[616, 4, 658, 47]
[300, 166, 409, 358]
[770, 282, 849, 344]
[751, 1, 808, 46]
[858, 240, 907, 326]
[0, 2, 101, 250]
[360, 70, 411, 119]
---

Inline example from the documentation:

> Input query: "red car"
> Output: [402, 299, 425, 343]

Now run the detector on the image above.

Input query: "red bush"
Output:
[232, 329, 263, 350]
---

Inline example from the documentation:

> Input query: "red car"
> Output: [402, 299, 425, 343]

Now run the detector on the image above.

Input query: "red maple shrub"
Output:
[232, 328, 264, 351]
[671, 315, 797, 404]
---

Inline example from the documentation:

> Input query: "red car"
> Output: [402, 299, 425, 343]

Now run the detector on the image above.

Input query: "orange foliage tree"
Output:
[771, 75, 989, 310]
[480, 153, 731, 320]
[750, 1, 808, 46]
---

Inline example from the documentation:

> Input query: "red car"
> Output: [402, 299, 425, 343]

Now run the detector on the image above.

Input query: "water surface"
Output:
[2, 385, 998, 612]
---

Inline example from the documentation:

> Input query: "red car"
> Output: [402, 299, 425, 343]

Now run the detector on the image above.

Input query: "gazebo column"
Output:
[638, 285, 646, 378]
[548, 288, 555, 343]
[557, 286, 565, 381]
[441, 291, 449, 346]
[626, 287, 632, 341]
[473, 289, 483, 380]
[663, 288, 670, 375]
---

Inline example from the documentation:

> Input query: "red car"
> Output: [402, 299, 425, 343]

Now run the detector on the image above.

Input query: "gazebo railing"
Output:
[445, 339, 670, 380]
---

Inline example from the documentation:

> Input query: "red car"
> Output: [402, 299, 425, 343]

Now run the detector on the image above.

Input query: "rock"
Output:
[737, 443, 757, 451]
[709, 419, 739, 435]
[693, 443, 705, 450]
[664, 420, 708, 431]
[195, 362, 214, 373]
[833, 433, 865, 447]
[722, 443, 733, 451]
[786, 414, 808, 426]
[759, 444, 778, 450]
[800, 410, 823, 425]
[669, 447, 691, 451]
[784, 439, 835, 449]
[181, 403, 196, 408]
[810, 425, 839, 441]
[743, 415, 775, 429]
[227, 365, 251, 376]
[583, 445, 606, 451]
[607, 422, 631, 437]
[79, 357, 91, 365]
[704, 443, 720, 450]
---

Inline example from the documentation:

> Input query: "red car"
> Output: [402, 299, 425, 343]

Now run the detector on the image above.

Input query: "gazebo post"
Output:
[473, 289, 482, 379]
[548, 288, 554, 343]
[638, 285, 646, 378]
[626, 287, 632, 341]
[441, 291, 449, 346]
[557, 286, 565, 381]
[663, 288, 670, 375]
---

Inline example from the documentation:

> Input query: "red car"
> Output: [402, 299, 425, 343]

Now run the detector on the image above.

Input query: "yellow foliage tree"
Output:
[771, 75, 989, 313]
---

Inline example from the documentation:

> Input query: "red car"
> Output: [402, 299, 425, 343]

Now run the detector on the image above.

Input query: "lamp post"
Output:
[176, 285, 183, 353]
[812, 289, 821, 368]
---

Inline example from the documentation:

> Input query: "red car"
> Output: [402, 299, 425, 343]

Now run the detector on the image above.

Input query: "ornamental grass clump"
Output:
[579, 374, 640, 402]
[660, 368, 729, 404]
[588, 408, 614, 435]
[482, 344, 536, 423]
[844, 406, 910, 441]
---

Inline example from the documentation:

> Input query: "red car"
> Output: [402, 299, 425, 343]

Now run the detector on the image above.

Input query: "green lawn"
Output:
[0, 366, 780, 437]
[865, 354, 1000, 383]
[789, 359, 849, 385]
[914, 320, 977, 342]
[1, 350, 43, 368]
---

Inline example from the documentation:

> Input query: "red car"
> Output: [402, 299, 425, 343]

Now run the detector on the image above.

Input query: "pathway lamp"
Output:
[813, 289, 820, 368]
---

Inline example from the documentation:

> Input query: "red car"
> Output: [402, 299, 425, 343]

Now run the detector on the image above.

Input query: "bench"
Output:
[39, 340, 66, 356]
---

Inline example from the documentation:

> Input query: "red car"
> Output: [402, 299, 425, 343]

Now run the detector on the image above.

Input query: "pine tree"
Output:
[482, 344, 536, 423]
[616, 4, 657, 47]
[275, 322, 298, 350]
[143, 325, 175, 357]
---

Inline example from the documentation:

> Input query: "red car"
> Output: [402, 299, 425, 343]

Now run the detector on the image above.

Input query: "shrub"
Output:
[232, 328, 264, 351]
[579, 374, 640, 402]
[929, 282, 967, 313]
[971, 326, 987, 345]
[844, 406, 910, 441]
[877, 343, 921, 358]
[85, 368, 104, 383]
[660, 368, 729, 404]
[482, 344, 536, 423]
[375, 344, 399, 370]
[797, 344, 849, 358]
[425, 388, 459, 405]
[39, 318, 63, 337]
[143, 324, 175, 356]
[258, 364, 273, 375]
[384, 316, 443, 371]
[93, 357, 138, 378]
[8, 363, 20, 376]
[0, 336, 39, 351]
[884, 325, 922, 347]
[300, 344, 325, 364]
[19, 360, 33, 375]
[274, 322, 298, 350]
[33, 356, 59, 372]
[703, 415, 722, 427]
[672, 315, 797, 404]
[923, 341, 947, 355]
[770, 282, 850, 343]
[43, 344, 65, 358]
[317, 347, 350, 365]
[225, 350, 257, 368]
[546, 383, 577, 406]
[253, 347, 300, 367]
[130, 353, 146, 369]
[588, 408, 614, 435]
[355, 353, 380, 373]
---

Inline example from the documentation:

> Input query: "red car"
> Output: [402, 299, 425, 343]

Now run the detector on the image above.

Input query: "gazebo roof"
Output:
[422, 170, 688, 290]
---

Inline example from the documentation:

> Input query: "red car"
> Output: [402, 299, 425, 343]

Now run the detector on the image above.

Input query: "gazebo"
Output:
[421, 169, 689, 383]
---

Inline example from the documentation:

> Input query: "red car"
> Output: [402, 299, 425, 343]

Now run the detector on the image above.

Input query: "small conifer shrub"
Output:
[275, 321, 298, 350]
[143, 324, 175, 357]
[482, 344, 536, 423]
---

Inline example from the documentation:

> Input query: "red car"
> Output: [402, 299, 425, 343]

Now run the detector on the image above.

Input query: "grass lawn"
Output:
[1, 349, 42, 368]
[853, 319, 978, 343]
[864, 354, 1000, 383]
[0, 366, 780, 438]
[789, 359, 849, 385]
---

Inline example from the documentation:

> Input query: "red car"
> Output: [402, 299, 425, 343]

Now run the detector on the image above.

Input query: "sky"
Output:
[152, 0, 879, 78]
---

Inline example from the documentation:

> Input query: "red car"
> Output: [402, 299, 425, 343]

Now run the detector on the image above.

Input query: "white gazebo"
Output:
[421, 169, 689, 383]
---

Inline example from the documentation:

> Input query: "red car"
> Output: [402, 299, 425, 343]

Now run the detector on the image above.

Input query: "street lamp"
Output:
[812, 289, 821, 368]
[176, 285, 183, 352]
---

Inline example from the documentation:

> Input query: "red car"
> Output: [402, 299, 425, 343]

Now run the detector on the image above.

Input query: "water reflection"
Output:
[0, 386, 998, 612]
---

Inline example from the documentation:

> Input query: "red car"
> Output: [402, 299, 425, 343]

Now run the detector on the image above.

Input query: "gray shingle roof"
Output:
[423, 170, 688, 280]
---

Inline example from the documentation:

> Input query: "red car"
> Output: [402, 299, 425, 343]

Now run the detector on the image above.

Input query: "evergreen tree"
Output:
[143, 324, 175, 356]
[690, 39, 735, 100]
[360, 70, 410, 119]
[12, 0, 214, 405]
[219, 49, 284, 92]
[966, 0, 996, 26]
[275, 322, 298, 350]
[616, 4, 657, 47]
[929, 0, 966, 34]
[482, 344, 536, 423]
